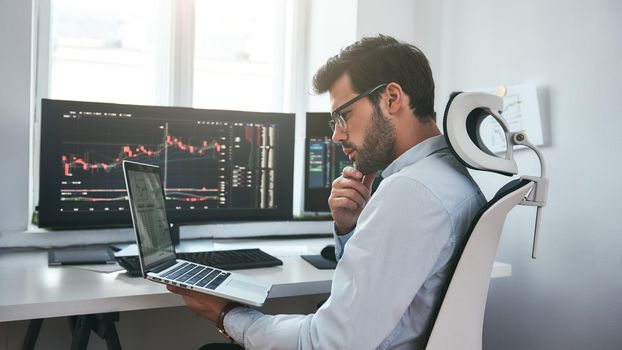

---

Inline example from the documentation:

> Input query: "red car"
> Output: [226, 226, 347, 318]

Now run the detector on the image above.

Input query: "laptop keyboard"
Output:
[115, 248, 283, 277]
[158, 262, 231, 290]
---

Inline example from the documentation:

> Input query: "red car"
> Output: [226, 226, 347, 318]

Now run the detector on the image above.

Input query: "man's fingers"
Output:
[167, 284, 202, 298]
[167, 285, 181, 293]
[342, 166, 363, 180]
[330, 188, 367, 209]
[333, 177, 372, 199]
[329, 196, 360, 211]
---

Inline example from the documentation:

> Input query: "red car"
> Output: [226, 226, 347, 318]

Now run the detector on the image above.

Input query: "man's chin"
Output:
[352, 161, 361, 173]
[353, 162, 372, 176]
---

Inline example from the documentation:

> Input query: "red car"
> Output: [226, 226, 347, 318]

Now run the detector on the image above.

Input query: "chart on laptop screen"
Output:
[39, 99, 295, 228]
[126, 169, 174, 266]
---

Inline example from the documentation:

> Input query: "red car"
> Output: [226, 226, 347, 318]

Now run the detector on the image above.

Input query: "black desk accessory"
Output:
[301, 255, 337, 270]
[320, 244, 336, 261]
[301, 244, 338, 269]
[48, 247, 116, 266]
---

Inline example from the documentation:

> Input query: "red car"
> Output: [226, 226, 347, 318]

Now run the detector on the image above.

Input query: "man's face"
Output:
[329, 75, 396, 175]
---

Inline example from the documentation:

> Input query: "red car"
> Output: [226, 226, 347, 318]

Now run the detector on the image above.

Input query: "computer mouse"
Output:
[320, 244, 337, 262]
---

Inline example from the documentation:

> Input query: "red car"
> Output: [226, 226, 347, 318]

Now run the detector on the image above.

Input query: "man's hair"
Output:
[313, 35, 435, 121]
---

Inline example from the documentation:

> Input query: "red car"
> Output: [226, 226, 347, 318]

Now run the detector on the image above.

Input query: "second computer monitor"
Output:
[304, 112, 353, 213]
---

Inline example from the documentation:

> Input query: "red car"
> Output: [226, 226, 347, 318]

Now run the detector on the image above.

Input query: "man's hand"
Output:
[167, 285, 229, 322]
[329, 167, 377, 235]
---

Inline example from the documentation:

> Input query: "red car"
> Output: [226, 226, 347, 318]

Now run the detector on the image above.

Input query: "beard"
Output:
[343, 104, 396, 175]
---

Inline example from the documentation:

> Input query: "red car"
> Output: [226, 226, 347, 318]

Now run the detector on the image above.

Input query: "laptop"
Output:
[122, 160, 272, 307]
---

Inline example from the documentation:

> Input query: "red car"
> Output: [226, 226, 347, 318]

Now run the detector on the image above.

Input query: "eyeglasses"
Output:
[329, 83, 388, 132]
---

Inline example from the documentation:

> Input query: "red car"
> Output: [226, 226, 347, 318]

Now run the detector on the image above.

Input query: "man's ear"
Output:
[385, 82, 404, 114]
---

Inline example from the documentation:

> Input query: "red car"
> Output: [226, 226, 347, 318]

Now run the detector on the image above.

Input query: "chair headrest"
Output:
[442, 91, 518, 176]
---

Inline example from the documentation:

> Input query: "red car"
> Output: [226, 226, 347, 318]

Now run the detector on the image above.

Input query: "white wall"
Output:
[356, 0, 416, 43]
[305, 0, 358, 112]
[305, 0, 417, 112]
[0, 0, 33, 233]
[414, 0, 622, 348]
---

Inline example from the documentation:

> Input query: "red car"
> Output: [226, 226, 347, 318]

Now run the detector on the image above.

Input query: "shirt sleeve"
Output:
[223, 176, 451, 349]
[333, 225, 354, 261]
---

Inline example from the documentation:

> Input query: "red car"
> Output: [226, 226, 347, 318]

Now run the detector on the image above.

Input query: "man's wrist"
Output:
[334, 222, 354, 236]
[216, 302, 242, 341]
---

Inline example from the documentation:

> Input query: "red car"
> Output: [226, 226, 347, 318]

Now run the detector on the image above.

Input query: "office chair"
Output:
[424, 91, 548, 350]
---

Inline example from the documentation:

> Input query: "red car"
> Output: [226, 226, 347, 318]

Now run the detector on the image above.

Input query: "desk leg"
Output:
[21, 319, 43, 350]
[70, 315, 92, 350]
[21, 314, 121, 350]
[92, 313, 122, 350]
[69, 313, 122, 350]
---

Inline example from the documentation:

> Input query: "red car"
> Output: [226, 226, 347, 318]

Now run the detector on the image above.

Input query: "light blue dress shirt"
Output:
[224, 135, 486, 349]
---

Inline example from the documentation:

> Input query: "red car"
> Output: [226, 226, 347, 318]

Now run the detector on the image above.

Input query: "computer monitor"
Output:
[303, 112, 353, 213]
[38, 99, 295, 229]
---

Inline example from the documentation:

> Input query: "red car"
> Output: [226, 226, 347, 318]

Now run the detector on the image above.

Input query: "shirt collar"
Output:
[381, 134, 448, 178]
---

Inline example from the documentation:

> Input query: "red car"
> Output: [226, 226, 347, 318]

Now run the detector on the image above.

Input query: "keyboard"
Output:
[159, 262, 231, 290]
[115, 248, 283, 277]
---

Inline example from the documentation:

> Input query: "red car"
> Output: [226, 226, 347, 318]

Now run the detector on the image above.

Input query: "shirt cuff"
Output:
[223, 306, 264, 346]
[333, 223, 354, 261]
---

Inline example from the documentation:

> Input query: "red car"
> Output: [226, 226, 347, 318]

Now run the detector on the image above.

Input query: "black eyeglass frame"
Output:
[328, 83, 388, 132]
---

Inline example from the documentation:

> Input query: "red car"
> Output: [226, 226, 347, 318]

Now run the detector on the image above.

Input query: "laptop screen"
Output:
[124, 162, 176, 268]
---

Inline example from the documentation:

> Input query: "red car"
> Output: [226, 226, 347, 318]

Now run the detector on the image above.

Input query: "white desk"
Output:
[0, 237, 511, 323]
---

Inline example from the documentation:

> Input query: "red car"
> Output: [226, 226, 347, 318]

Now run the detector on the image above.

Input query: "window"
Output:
[42, 0, 291, 110]
[193, 0, 286, 111]
[48, 0, 170, 105]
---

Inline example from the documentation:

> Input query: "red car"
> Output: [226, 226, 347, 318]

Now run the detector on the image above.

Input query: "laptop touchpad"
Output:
[227, 279, 267, 295]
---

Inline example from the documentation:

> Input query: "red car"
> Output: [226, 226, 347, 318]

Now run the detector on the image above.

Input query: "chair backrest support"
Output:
[425, 180, 534, 349]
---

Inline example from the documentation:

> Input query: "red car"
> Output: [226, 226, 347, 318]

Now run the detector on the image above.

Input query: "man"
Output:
[168, 35, 485, 349]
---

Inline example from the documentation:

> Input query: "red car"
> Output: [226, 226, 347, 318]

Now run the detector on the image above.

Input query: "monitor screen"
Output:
[304, 112, 352, 213]
[38, 99, 295, 228]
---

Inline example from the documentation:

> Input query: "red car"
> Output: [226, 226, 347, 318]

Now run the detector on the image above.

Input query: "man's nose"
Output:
[331, 126, 346, 144]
